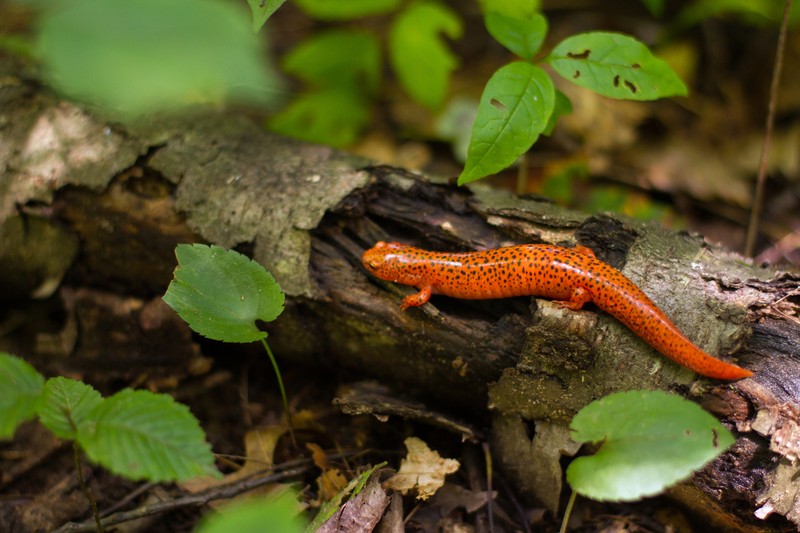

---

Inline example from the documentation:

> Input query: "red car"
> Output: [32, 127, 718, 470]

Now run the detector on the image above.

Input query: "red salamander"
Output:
[361, 241, 752, 380]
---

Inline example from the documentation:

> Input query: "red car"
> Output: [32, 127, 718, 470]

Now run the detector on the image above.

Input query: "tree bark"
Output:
[2, 52, 800, 530]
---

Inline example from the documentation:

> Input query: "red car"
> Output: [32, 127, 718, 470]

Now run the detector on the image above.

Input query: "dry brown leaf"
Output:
[383, 437, 460, 500]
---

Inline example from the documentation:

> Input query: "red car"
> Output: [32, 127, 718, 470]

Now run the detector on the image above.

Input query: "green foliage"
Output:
[484, 11, 548, 60]
[388, 1, 463, 110]
[38, 377, 102, 440]
[1, 354, 220, 483]
[0, 353, 44, 439]
[458, 62, 554, 185]
[163, 244, 285, 343]
[294, 0, 401, 20]
[269, 30, 379, 146]
[37, 0, 280, 118]
[78, 389, 220, 482]
[247, 0, 288, 32]
[567, 390, 735, 502]
[546, 32, 688, 101]
[196, 490, 305, 533]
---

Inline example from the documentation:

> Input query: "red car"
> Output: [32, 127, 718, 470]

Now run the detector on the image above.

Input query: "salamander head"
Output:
[361, 241, 421, 285]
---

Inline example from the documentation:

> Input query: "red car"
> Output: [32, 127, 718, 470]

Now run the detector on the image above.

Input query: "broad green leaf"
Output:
[478, 0, 540, 18]
[283, 30, 381, 95]
[247, 0, 287, 32]
[484, 11, 548, 60]
[0, 353, 45, 439]
[389, 1, 463, 110]
[197, 491, 305, 533]
[458, 62, 554, 185]
[163, 244, 285, 343]
[38, 0, 280, 117]
[38, 377, 102, 440]
[77, 389, 220, 482]
[567, 390, 735, 502]
[294, 0, 401, 20]
[547, 32, 688, 100]
[542, 89, 572, 136]
[269, 89, 371, 147]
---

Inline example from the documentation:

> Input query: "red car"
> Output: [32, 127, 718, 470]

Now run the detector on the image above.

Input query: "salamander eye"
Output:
[368, 260, 380, 269]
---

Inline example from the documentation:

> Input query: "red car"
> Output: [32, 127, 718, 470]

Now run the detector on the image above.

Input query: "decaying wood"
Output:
[2, 53, 800, 531]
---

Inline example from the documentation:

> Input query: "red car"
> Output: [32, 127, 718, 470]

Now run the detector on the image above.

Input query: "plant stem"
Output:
[744, 0, 792, 256]
[73, 442, 103, 533]
[260, 337, 297, 447]
[559, 490, 577, 533]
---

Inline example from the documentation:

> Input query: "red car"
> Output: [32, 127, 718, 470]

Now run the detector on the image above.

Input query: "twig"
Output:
[52, 465, 308, 533]
[744, 0, 793, 256]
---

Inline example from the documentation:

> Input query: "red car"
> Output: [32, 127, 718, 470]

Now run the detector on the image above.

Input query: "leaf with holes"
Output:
[77, 389, 220, 482]
[567, 390, 734, 502]
[547, 32, 687, 100]
[458, 62, 554, 185]
[163, 244, 285, 343]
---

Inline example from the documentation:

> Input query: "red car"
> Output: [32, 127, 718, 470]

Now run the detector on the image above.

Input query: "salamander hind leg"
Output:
[401, 286, 433, 310]
[555, 286, 592, 311]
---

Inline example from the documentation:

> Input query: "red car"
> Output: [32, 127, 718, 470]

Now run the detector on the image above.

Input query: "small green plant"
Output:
[0, 353, 220, 482]
[566, 389, 734, 500]
[162, 244, 295, 442]
[195, 489, 305, 533]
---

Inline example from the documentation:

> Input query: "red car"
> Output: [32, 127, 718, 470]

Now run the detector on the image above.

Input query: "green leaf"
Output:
[542, 89, 572, 136]
[38, 377, 102, 440]
[283, 30, 381, 95]
[77, 389, 220, 482]
[197, 490, 305, 533]
[640, 0, 665, 17]
[247, 0, 287, 32]
[269, 89, 371, 147]
[37, 0, 281, 117]
[567, 390, 735, 502]
[294, 0, 401, 20]
[164, 244, 285, 344]
[478, 0, 540, 18]
[484, 11, 548, 60]
[547, 32, 688, 101]
[0, 353, 45, 440]
[458, 62, 554, 185]
[389, 1, 463, 110]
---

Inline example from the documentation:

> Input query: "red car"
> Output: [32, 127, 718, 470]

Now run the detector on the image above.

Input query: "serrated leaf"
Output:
[389, 1, 463, 110]
[458, 62, 554, 185]
[163, 244, 285, 343]
[547, 32, 687, 101]
[38, 0, 281, 117]
[567, 390, 735, 502]
[294, 0, 401, 20]
[283, 30, 381, 95]
[0, 353, 45, 440]
[197, 491, 305, 533]
[484, 11, 547, 60]
[77, 389, 220, 482]
[38, 377, 102, 440]
[269, 88, 371, 147]
[247, 0, 287, 32]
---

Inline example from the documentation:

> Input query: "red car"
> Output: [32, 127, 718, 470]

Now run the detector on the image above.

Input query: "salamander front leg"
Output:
[555, 286, 592, 311]
[401, 286, 433, 310]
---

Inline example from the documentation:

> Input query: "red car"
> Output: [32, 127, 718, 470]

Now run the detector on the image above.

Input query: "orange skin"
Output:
[362, 241, 753, 380]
